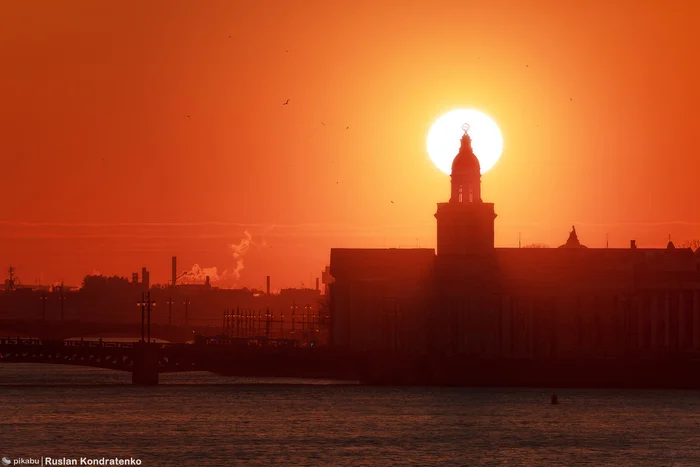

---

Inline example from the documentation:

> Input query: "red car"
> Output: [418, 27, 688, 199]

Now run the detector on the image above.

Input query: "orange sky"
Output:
[1, 0, 699, 289]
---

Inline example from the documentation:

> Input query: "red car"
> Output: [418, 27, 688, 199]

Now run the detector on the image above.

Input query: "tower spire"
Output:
[435, 123, 497, 256]
[450, 123, 481, 204]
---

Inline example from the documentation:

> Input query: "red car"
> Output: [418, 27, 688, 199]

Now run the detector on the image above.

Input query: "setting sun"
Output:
[427, 109, 503, 175]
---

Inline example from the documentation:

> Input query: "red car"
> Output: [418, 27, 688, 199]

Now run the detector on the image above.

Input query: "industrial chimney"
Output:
[205, 276, 210, 287]
[142, 267, 150, 290]
[171, 256, 177, 287]
[316, 277, 319, 291]
[630, 240, 637, 249]
[266, 276, 271, 295]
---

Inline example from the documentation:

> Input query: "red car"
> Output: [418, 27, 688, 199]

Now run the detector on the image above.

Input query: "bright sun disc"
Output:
[427, 109, 503, 175]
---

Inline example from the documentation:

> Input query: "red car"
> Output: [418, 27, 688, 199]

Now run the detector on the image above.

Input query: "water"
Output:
[2, 364, 700, 466]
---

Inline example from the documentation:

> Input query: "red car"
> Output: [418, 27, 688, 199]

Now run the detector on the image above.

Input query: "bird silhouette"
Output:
[346, 126, 349, 129]
[283, 99, 290, 105]
[526, 65, 529, 67]
[391, 201, 394, 204]
[185, 115, 191, 119]
[570, 98, 573, 101]
[321, 122, 325, 126]
[285, 49, 289, 53]
[228, 35, 232, 39]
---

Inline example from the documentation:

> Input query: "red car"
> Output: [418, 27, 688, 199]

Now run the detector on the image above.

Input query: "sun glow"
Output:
[427, 109, 503, 175]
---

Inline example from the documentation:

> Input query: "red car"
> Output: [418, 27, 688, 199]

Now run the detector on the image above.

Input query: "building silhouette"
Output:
[329, 126, 700, 359]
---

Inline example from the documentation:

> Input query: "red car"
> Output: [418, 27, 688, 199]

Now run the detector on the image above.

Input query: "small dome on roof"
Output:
[451, 129, 480, 176]
[558, 225, 588, 249]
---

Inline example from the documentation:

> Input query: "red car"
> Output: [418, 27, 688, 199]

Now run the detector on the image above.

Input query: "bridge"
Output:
[0, 319, 217, 343]
[0, 338, 367, 385]
[8, 338, 698, 388]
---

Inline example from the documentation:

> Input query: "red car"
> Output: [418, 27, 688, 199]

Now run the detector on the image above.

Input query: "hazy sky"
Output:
[1, 0, 699, 288]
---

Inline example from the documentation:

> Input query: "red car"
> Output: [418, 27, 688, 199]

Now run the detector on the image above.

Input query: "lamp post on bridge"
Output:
[304, 304, 311, 343]
[183, 298, 191, 327]
[39, 293, 48, 322]
[137, 293, 147, 343]
[166, 297, 174, 326]
[147, 292, 156, 344]
[58, 286, 66, 321]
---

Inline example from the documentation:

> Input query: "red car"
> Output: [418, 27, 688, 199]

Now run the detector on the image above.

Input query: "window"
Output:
[458, 185, 463, 203]
[468, 187, 474, 203]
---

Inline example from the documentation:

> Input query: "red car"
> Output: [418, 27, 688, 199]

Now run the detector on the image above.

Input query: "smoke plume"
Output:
[178, 230, 263, 284]
[178, 264, 225, 284]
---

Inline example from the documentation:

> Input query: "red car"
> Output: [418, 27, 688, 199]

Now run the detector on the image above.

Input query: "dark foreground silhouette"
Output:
[4, 338, 700, 388]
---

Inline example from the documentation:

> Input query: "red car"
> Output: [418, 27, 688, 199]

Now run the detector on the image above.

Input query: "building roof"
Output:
[330, 248, 435, 282]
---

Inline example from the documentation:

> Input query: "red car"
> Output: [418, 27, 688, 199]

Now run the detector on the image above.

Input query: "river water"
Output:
[1, 364, 700, 466]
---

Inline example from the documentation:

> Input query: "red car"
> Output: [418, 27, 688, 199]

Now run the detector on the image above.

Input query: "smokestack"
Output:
[316, 277, 319, 291]
[266, 276, 270, 295]
[205, 276, 210, 287]
[172, 256, 177, 287]
[630, 240, 637, 249]
[142, 267, 150, 290]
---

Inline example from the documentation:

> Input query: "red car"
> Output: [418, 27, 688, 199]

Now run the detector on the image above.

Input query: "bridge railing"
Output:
[0, 338, 191, 349]
[0, 338, 305, 350]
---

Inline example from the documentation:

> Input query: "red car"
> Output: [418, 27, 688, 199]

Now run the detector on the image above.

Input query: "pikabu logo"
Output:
[4, 459, 39, 465]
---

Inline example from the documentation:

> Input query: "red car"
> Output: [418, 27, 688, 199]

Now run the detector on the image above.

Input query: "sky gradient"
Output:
[1, 0, 699, 288]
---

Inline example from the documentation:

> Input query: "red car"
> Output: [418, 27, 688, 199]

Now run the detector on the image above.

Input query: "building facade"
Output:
[329, 127, 700, 359]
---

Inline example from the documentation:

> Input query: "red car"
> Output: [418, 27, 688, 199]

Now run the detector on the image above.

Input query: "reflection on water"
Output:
[1, 364, 700, 466]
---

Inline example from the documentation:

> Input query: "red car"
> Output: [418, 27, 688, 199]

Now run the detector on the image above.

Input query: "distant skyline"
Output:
[1, 0, 699, 288]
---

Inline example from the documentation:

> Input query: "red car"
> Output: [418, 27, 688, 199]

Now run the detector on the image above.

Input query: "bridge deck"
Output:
[0, 339, 365, 382]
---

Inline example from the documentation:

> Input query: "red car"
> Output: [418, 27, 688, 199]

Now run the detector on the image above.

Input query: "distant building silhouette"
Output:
[329, 126, 700, 359]
[558, 226, 587, 249]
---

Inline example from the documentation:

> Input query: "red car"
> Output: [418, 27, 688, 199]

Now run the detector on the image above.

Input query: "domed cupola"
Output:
[435, 122, 497, 256]
[450, 124, 482, 204]
[451, 127, 481, 175]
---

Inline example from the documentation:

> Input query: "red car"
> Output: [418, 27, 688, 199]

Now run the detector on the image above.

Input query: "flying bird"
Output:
[228, 35, 232, 39]
[570, 98, 573, 101]
[526, 65, 529, 67]
[391, 201, 394, 204]
[321, 122, 325, 126]
[346, 126, 349, 129]
[185, 115, 191, 119]
[283, 99, 290, 105]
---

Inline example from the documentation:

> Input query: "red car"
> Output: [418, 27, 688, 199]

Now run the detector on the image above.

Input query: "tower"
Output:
[434, 124, 497, 256]
[172, 256, 177, 287]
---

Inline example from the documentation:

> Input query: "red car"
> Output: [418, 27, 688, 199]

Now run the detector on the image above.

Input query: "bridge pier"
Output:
[132, 343, 159, 385]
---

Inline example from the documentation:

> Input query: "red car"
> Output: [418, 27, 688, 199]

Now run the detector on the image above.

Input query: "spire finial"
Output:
[460, 122, 473, 146]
